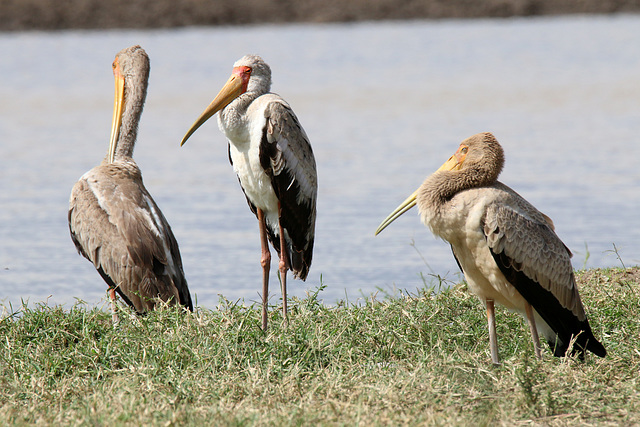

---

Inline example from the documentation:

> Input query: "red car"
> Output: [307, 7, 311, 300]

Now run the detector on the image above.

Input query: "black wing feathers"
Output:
[484, 202, 605, 358]
[257, 101, 317, 280]
[490, 250, 606, 357]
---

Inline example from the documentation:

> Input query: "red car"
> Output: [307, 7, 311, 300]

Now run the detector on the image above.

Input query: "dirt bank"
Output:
[1, 0, 639, 31]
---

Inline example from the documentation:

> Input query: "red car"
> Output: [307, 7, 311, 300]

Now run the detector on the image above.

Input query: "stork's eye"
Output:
[460, 146, 468, 154]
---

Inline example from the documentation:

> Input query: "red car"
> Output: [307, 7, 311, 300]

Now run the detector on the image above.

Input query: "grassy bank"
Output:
[1, 267, 638, 425]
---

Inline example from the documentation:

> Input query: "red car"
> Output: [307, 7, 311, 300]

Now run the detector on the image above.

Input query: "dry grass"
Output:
[1, 267, 638, 425]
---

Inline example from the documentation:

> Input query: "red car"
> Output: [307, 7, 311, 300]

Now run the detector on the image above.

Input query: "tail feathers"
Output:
[266, 227, 313, 281]
[546, 326, 607, 359]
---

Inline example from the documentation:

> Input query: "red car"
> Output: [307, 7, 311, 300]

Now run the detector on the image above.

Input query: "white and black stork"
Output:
[180, 54, 317, 331]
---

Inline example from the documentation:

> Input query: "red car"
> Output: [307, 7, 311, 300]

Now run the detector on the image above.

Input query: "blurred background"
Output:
[2, 0, 640, 31]
[1, 1, 639, 312]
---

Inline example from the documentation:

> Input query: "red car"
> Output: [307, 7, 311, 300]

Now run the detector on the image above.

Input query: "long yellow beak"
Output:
[180, 73, 244, 146]
[108, 64, 125, 163]
[374, 190, 418, 235]
[374, 154, 461, 235]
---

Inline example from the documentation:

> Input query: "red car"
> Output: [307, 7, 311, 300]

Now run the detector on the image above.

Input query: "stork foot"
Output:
[109, 288, 119, 326]
[486, 299, 500, 365]
[277, 203, 290, 326]
[257, 209, 271, 332]
[279, 259, 288, 326]
[524, 302, 542, 360]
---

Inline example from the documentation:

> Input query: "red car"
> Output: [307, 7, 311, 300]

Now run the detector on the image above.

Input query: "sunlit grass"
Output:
[1, 267, 638, 425]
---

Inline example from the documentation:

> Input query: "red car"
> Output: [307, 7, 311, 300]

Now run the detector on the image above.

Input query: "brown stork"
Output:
[69, 45, 192, 322]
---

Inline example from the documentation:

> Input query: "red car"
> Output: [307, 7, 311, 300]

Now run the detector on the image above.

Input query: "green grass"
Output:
[1, 267, 639, 425]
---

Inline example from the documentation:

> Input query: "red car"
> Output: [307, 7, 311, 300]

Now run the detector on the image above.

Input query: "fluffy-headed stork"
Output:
[180, 54, 317, 331]
[69, 45, 193, 322]
[376, 132, 605, 363]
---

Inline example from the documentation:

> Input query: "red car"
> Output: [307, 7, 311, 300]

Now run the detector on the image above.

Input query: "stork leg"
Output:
[524, 302, 542, 360]
[486, 299, 500, 365]
[108, 287, 119, 325]
[257, 209, 271, 331]
[277, 203, 290, 325]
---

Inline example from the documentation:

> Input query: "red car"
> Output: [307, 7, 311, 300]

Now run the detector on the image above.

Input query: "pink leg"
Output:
[257, 209, 271, 331]
[524, 302, 542, 360]
[109, 288, 119, 325]
[277, 203, 290, 324]
[486, 299, 500, 365]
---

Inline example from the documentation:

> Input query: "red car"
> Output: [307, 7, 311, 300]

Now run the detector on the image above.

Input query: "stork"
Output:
[180, 54, 317, 331]
[69, 45, 192, 322]
[376, 132, 606, 363]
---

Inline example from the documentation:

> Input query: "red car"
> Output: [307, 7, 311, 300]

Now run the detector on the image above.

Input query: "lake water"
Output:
[1, 15, 639, 312]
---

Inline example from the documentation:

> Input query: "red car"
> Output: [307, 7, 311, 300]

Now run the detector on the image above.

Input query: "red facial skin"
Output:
[232, 65, 252, 94]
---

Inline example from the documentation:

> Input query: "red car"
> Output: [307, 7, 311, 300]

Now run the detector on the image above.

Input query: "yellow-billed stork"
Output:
[69, 45, 193, 322]
[376, 132, 606, 363]
[180, 54, 317, 331]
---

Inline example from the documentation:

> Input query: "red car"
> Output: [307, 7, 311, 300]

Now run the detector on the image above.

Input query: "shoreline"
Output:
[1, 0, 640, 32]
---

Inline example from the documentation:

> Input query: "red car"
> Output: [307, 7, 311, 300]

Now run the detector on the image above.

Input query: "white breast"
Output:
[219, 97, 280, 231]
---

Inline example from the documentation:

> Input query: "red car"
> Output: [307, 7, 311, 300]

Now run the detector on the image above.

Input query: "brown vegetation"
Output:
[1, 0, 640, 31]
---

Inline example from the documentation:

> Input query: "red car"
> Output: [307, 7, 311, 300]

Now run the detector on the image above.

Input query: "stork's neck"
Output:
[419, 172, 459, 212]
[218, 91, 261, 145]
[114, 76, 147, 160]
[418, 162, 499, 215]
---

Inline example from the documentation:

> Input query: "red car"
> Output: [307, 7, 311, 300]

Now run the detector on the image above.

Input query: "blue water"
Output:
[1, 15, 639, 312]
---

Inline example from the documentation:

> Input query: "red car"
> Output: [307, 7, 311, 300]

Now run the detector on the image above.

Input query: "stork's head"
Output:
[374, 132, 505, 235]
[234, 54, 272, 95]
[444, 132, 504, 186]
[108, 45, 149, 163]
[180, 54, 272, 147]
